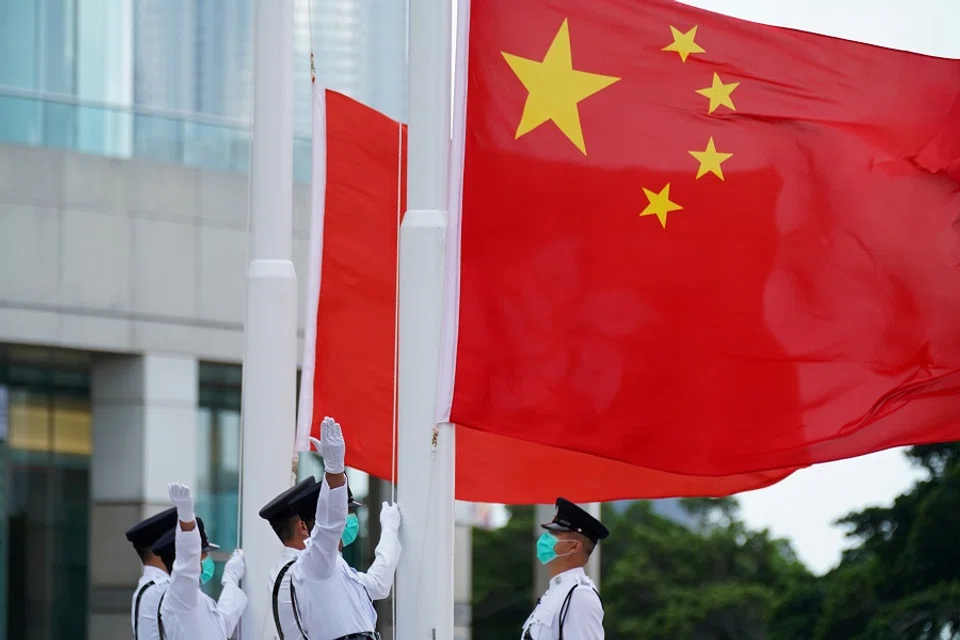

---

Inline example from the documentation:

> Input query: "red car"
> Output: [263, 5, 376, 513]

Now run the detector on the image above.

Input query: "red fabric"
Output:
[448, 0, 960, 476]
[309, 90, 795, 502]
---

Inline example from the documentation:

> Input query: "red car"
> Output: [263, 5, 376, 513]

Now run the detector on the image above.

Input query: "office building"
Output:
[0, 2, 469, 639]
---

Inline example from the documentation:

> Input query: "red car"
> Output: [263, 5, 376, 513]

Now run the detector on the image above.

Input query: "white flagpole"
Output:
[238, 0, 297, 637]
[395, 0, 456, 635]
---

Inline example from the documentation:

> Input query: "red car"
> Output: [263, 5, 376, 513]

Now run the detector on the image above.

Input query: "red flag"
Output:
[440, 0, 960, 476]
[298, 88, 795, 502]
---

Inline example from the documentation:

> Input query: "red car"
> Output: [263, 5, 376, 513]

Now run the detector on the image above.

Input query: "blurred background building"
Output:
[0, 1, 425, 638]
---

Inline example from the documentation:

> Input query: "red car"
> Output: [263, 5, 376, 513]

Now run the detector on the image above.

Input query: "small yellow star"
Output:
[661, 26, 705, 63]
[640, 183, 683, 228]
[502, 19, 621, 154]
[695, 72, 739, 114]
[688, 137, 734, 180]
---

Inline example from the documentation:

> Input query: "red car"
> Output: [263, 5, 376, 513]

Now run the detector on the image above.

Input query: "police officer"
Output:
[523, 498, 609, 640]
[260, 475, 317, 639]
[287, 416, 402, 639]
[125, 507, 178, 640]
[153, 483, 248, 639]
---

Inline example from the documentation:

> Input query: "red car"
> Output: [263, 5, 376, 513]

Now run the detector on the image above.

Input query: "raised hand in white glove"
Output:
[221, 549, 245, 586]
[167, 483, 195, 523]
[380, 502, 401, 533]
[311, 416, 346, 474]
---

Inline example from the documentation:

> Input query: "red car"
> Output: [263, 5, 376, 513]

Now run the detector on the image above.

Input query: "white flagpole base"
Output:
[396, 210, 456, 639]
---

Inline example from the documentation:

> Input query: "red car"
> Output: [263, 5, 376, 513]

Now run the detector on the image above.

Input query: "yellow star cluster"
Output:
[499, 19, 740, 229]
[641, 24, 739, 228]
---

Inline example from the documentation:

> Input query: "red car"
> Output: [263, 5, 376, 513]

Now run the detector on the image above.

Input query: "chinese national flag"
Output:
[440, 0, 960, 476]
[299, 87, 795, 502]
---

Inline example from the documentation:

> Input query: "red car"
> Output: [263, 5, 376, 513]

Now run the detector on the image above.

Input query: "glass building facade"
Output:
[0, 346, 92, 640]
[0, 347, 372, 635]
[0, 0, 407, 182]
[0, 1, 403, 634]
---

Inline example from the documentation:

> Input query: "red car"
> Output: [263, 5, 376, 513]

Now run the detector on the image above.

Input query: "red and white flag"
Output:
[295, 84, 795, 502]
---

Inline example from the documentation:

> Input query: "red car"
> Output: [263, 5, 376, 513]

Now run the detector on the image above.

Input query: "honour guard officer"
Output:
[126, 507, 178, 640]
[286, 416, 402, 639]
[152, 483, 248, 639]
[522, 498, 609, 640]
[260, 475, 317, 639]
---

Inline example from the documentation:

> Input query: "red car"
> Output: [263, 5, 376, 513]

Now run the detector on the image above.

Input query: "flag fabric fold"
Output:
[296, 87, 798, 503]
[439, 0, 960, 476]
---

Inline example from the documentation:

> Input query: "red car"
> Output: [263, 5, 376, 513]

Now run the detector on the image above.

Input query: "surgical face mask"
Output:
[536, 532, 576, 565]
[341, 513, 360, 547]
[200, 555, 216, 585]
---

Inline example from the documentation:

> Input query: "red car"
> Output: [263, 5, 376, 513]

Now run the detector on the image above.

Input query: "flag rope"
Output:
[389, 2, 409, 630]
[302, 0, 406, 632]
[235, 4, 259, 638]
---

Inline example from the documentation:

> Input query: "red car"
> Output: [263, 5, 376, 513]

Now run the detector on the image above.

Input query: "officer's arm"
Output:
[295, 475, 348, 581]
[356, 524, 401, 600]
[212, 584, 248, 638]
[165, 524, 201, 610]
[563, 588, 605, 640]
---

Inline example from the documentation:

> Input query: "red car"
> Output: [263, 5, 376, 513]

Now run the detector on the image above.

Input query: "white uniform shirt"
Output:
[290, 478, 402, 639]
[522, 567, 604, 640]
[131, 565, 169, 640]
[158, 524, 248, 639]
[267, 546, 302, 639]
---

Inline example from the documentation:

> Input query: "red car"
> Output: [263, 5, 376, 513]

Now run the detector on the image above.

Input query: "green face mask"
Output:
[341, 513, 360, 547]
[200, 555, 216, 585]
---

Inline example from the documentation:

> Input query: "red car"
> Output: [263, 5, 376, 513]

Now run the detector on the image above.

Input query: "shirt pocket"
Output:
[522, 605, 556, 639]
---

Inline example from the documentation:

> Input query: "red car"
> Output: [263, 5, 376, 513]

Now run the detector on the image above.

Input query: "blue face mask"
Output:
[536, 532, 576, 565]
[341, 513, 360, 547]
[200, 555, 216, 585]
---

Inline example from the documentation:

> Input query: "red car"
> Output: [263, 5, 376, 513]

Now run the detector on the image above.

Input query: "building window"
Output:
[0, 345, 92, 640]
[196, 362, 242, 597]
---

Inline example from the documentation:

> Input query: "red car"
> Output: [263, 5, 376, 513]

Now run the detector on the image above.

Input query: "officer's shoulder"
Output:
[569, 579, 602, 608]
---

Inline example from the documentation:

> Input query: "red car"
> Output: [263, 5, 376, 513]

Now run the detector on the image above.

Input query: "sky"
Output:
[446, 0, 960, 577]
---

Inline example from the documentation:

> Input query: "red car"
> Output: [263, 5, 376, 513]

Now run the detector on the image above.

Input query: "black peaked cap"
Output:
[289, 479, 362, 522]
[259, 476, 317, 522]
[151, 516, 219, 559]
[125, 508, 178, 549]
[541, 497, 609, 544]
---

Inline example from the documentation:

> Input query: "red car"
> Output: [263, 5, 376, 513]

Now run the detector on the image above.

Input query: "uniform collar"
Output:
[142, 565, 169, 582]
[281, 545, 302, 560]
[549, 566, 586, 588]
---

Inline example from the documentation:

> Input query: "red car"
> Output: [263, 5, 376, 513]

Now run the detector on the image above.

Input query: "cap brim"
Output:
[541, 522, 574, 533]
[348, 500, 364, 509]
[202, 542, 220, 552]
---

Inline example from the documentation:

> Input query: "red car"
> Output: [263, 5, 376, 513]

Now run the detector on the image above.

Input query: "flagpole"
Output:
[395, 0, 455, 635]
[238, 0, 297, 637]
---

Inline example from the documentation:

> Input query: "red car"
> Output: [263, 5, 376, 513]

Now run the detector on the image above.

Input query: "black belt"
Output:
[335, 633, 380, 640]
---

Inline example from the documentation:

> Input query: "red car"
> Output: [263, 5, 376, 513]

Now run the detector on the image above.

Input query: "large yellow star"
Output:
[689, 137, 733, 180]
[640, 184, 683, 228]
[502, 19, 621, 155]
[695, 72, 739, 114]
[661, 26, 704, 63]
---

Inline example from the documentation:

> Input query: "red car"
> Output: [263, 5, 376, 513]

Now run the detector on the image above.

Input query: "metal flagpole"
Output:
[238, 0, 297, 637]
[395, 0, 456, 635]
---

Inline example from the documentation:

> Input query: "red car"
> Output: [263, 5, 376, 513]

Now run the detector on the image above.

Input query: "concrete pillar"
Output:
[534, 504, 553, 596]
[534, 503, 601, 598]
[87, 354, 198, 640]
[453, 510, 473, 640]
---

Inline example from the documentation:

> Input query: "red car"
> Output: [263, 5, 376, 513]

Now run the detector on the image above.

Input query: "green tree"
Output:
[816, 443, 960, 640]
[601, 500, 810, 640]
[471, 505, 535, 638]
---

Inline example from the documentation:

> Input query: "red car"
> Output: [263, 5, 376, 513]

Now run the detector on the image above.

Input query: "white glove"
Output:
[313, 416, 346, 474]
[380, 502, 401, 533]
[167, 483, 195, 523]
[221, 549, 245, 586]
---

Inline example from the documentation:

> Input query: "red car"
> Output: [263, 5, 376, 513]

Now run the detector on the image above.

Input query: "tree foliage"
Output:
[472, 443, 960, 639]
